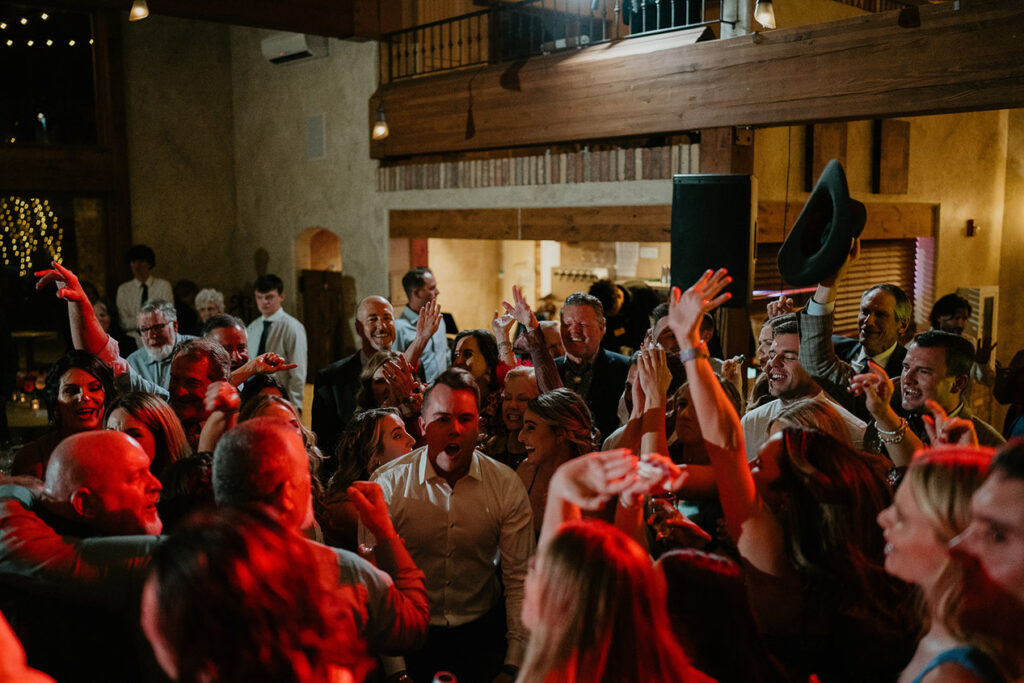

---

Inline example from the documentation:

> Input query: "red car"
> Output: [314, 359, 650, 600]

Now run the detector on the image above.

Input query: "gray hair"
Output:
[195, 288, 225, 312]
[140, 299, 177, 322]
[212, 418, 292, 507]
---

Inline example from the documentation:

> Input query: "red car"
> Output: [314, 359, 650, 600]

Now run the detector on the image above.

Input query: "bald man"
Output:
[213, 419, 429, 673]
[312, 295, 399, 456]
[0, 431, 162, 681]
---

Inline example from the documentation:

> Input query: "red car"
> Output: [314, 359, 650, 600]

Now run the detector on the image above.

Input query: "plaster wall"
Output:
[122, 16, 238, 295]
[998, 110, 1024, 365]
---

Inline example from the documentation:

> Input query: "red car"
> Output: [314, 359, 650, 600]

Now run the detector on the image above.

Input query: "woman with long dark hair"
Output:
[13, 350, 116, 478]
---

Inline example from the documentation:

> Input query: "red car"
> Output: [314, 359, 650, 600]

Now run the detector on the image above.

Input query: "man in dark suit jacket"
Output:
[553, 293, 630, 441]
[312, 295, 397, 459]
[797, 251, 912, 422]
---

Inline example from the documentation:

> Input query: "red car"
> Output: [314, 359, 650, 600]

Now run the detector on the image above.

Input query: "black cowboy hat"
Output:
[777, 159, 866, 286]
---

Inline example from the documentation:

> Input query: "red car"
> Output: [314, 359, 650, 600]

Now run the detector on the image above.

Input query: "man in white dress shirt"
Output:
[115, 244, 172, 349]
[245, 274, 308, 409]
[394, 267, 449, 383]
[366, 368, 534, 683]
[742, 319, 866, 460]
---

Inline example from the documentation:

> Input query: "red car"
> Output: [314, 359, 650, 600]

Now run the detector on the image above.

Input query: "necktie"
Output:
[140, 283, 149, 307]
[258, 320, 272, 355]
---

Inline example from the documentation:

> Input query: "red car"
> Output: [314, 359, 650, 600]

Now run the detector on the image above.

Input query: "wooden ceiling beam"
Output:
[9, 0, 402, 38]
[370, 0, 1024, 158]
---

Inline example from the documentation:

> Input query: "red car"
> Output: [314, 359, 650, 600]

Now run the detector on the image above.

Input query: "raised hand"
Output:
[504, 284, 538, 330]
[550, 449, 638, 510]
[637, 346, 671, 408]
[252, 352, 298, 375]
[415, 299, 442, 339]
[848, 360, 894, 421]
[347, 481, 398, 541]
[34, 261, 86, 302]
[766, 294, 794, 319]
[922, 399, 979, 446]
[975, 337, 997, 366]
[491, 308, 516, 341]
[382, 356, 419, 402]
[667, 268, 732, 348]
[204, 381, 241, 414]
[720, 355, 744, 384]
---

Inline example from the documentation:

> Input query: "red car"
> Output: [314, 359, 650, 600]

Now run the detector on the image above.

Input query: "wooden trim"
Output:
[371, 0, 1024, 158]
[0, 146, 114, 193]
[391, 200, 936, 243]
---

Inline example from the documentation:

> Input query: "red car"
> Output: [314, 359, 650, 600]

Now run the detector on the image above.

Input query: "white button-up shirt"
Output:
[115, 276, 173, 344]
[364, 446, 534, 666]
[246, 307, 308, 409]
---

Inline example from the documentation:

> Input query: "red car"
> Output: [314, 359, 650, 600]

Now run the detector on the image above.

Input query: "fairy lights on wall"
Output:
[1, 197, 63, 276]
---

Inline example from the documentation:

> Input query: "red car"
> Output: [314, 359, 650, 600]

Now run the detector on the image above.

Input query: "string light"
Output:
[45, 39, 52, 46]
[26, 39, 33, 46]
[0, 22, 7, 29]
[5, 40, 11, 47]
[68, 39, 75, 46]
[40, 12, 48, 20]
[19, 17, 27, 24]
[0, 197, 63, 276]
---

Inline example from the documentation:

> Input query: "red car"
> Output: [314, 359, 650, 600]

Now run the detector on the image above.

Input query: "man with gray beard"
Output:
[126, 300, 196, 389]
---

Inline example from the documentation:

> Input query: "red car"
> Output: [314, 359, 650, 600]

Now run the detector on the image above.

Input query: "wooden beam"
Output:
[390, 201, 936, 244]
[0, 147, 115, 193]
[11, 0, 402, 38]
[371, 0, 1024, 158]
[757, 200, 936, 243]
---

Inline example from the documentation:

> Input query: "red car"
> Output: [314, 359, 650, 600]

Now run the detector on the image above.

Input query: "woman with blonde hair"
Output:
[104, 391, 192, 480]
[768, 396, 854, 448]
[878, 447, 1013, 682]
[519, 520, 708, 683]
[516, 388, 597, 534]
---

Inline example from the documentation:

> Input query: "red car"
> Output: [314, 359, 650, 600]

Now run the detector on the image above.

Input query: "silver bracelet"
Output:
[678, 342, 710, 363]
[877, 418, 907, 444]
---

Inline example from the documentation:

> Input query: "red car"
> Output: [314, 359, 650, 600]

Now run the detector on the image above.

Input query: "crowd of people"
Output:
[0, 238, 1022, 683]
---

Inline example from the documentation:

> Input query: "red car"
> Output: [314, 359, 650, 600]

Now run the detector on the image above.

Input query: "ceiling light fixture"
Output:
[129, 0, 150, 21]
[754, 0, 776, 29]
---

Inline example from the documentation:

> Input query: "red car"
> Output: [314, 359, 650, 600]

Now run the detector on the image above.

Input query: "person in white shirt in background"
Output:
[245, 273, 308, 410]
[115, 244, 172, 349]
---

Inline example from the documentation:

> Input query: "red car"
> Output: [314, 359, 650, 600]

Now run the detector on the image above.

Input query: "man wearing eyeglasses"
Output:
[740, 319, 866, 460]
[125, 299, 196, 389]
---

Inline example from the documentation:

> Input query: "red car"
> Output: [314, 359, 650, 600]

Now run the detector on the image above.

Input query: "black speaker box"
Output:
[670, 174, 756, 307]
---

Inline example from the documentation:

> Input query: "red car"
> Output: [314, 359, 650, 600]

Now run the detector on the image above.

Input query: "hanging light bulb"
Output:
[371, 106, 389, 141]
[129, 0, 149, 22]
[754, 0, 776, 29]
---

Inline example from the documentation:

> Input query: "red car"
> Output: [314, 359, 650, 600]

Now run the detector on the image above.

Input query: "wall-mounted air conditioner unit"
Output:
[261, 32, 329, 65]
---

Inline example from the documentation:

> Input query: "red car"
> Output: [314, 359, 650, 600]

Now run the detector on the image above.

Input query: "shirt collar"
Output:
[262, 307, 286, 323]
[401, 306, 419, 322]
[416, 446, 482, 485]
[854, 341, 899, 370]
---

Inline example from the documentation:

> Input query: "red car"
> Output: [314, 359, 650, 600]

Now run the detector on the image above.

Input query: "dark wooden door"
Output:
[300, 270, 350, 382]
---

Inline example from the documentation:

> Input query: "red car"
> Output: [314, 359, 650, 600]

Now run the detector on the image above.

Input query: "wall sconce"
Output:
[754, 0, 776, 29]
[129, 0, 149, 21]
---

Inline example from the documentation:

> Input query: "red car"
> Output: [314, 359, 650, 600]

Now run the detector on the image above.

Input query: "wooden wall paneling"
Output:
[518, 206, 672, 242]
[805, 122, 848, 191]
[872, 119, 911, 194]
[370, 1, 1024, 158]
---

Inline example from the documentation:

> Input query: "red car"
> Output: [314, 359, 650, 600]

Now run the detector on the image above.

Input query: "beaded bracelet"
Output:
[877, 418, 907, 444]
